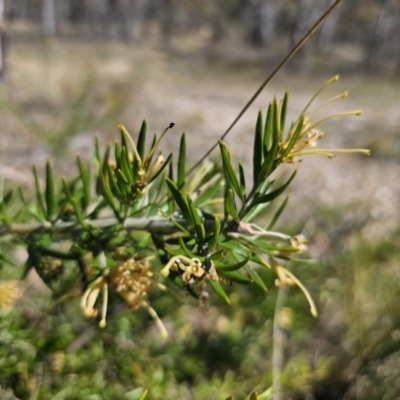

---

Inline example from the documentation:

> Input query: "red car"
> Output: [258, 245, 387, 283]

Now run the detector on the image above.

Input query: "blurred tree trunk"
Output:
[68, 0, 87, 23]
[42, 0, 56, 35]
[367, 0, 399, 71]
[292, 0, 314, 46]
[316, 0, 340, 50]
[291, 0, 337, 62]
[292, 0, 334, 46]
[0, 0, 6, 80]
[7, 0, 28, 20]
[248, 0, 279, 46]
[130, 0, 147, 40]
[159, 0, 173, 47]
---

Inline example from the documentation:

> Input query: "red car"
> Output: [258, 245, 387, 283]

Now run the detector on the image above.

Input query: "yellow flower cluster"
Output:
[0, 280, 23, 314]
[281, 75, 370, 163]
[160, 255, 206, 284]
[81, 257, 168, 337]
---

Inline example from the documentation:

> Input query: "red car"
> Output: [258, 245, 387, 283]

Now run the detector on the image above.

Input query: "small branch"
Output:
[0, 217, 234, 236]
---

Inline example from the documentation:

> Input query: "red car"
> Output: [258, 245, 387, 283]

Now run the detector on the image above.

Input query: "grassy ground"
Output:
[1, 32, 400, 399]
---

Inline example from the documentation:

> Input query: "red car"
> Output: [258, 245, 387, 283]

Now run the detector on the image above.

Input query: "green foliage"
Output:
[2, 78, 367, 313]
[0, 75, 370, 396]
[0, 5, 373, 394]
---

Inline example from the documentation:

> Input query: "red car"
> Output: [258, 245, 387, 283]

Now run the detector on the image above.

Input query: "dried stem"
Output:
[0, 217, 235, 236]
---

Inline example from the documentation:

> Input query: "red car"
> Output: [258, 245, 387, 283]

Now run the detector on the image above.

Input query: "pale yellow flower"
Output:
[81, 257, 168, 337]
[281, 75, 370, 163]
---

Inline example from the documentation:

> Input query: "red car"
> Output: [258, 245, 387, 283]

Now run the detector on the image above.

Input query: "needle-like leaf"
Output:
[209, 280, 231, 304]
[165, 178, 194, 228]
[251, 170, 297, 207]
[178, 133, 186, 189]
[253, 111, 263, 184]
[45, 161, 56, 221]
[219, 140, 244, 202]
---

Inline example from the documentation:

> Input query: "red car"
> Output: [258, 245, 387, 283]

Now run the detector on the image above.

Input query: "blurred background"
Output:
[0, 0, 400, 399]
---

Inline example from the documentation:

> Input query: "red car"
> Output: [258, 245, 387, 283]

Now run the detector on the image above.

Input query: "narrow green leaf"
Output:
[210, 250, 224, 261]
[115, 168, 130, 185]
[98, 167, 116, 210]
[138, 389, 149, 400]
[165, 247, 203, 259]
[178, 235, 198, 258]
[167, 154, 175, 214]
[0, 198, 7, 219]
[158, 208, 190, 235]
[240, 236, 295, 253]
[118, 123, 142, 168]
[21, 253, 35, 279]
[267, 196, 289, 230]
[209, 280, 231, 304]
[18, 187, 29, 208]
[242, 198, 270, 222]
[263, 103, 273, 154]
[124, 387, 147, 400]
[62, 178, 85, 225]
[219, 140, 244, 202]
[137, 120, 147, 160]
[131, 157, 139, 183]
[272, 97, 280, 138]
[32, 164, 46, 220]
[106, 164, 125, 202]
[102, 145, 111, 175]
[138, 233, 152, 249]
[165, 178, 194, 228]
[244, 265, 267, 291]
[253, 110, 263, 184]
[249, 391, 259, 400]
[45, 161, 56, 221]
[114, 141, 121, 169]
[17, 186, 44, 222]
[219, 270, 252, 284]
[149, 153, 172, 183]
[187, 194, 205, 243]
[250, 254, 271, 269]
[252, 177, 273, 201]
[194, 180, 222, 208]
[258, 387, 273, 400]
[77, 155, 91, 209]
[251, 170, 297, 207]
[278, 115, 304, 162]
[172, 275, 185, 289]
[286, 257, 317, 265]
[224, 188, 239, 222]
[280, 92, 289, 134]
[1, 189, 13, 206]
[208, 217, 220, 251]
[94, 136, 101, 163]
[257, 99, 281, 181]
[178, 133, 186, 188]
[120, 124, 129, 151]
[238, 163, 246, 200]
[256, 135, 280, 184]
[218, 240, 251, 258]
[120, 147, 134, 184]
[214, 256, 249, 271]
